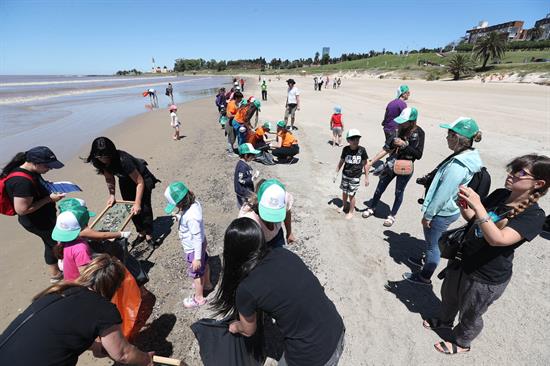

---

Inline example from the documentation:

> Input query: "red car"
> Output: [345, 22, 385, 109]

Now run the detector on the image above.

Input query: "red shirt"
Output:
[331, 113, 343, 128]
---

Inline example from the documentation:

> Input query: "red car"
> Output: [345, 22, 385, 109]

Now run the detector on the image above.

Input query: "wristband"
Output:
[475, 215, 491, 225]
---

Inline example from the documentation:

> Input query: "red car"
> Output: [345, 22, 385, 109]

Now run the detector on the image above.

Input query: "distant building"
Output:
[322, 47, 330, 57]
[465, 20, 524, 43]
[533, 13, 550, 40]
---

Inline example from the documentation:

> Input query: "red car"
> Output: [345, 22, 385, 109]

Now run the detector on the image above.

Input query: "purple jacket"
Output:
[382, 98, 407, 132]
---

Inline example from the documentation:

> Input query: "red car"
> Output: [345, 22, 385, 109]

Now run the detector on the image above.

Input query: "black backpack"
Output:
[417, 151, 491, 204]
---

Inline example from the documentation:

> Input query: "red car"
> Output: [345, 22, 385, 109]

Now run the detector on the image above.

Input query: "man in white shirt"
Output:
[284, 79, 300, 130]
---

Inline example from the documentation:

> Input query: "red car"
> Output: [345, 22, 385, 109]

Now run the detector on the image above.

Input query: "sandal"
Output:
[183, 295, 207, 309]
[423, 318, 452, 330]
[383, 215, 396, 227]
[434, 341, 470, 355]
[361, 208, 374, 218]
[403, 272, 432, 286]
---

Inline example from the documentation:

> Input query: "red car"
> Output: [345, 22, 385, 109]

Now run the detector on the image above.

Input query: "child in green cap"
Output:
[235, 143, 261, 207]
[164, 182, 212, 308]
[51, 206, 93, 281]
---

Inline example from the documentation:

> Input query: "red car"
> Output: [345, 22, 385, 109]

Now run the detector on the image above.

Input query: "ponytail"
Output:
[1, 152, 27, 178]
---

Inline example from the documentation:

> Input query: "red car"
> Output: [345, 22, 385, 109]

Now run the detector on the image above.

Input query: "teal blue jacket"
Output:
[422, 149, 483, 220]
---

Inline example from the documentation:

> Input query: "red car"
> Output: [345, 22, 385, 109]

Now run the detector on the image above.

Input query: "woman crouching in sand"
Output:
[425, 154, 548, 355]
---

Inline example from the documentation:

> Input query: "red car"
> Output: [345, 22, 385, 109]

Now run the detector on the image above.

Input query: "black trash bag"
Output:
[89, 238, 149, 286]
[191, 316, 265, 366]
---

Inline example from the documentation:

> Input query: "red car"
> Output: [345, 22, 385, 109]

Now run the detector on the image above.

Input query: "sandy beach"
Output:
[1, 76, 549, 365]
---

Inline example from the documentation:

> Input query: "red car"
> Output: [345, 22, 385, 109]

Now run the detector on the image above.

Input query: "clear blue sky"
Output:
[0, 0, 547, 75]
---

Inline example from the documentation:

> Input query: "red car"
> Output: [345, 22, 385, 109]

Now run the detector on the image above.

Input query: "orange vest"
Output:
[278, 130, 298, 147]
[234, 105, 249, 124]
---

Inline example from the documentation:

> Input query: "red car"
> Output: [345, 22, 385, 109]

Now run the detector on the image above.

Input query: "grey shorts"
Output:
[284, 103, 298, 119]
[340, 175, 360, 195]
[332, 127, 343, 136]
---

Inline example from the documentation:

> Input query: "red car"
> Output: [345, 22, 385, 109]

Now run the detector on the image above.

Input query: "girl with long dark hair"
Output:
[424, 154, 548, 355]
[1, 146, 65, 282]
[363, 107, 424, 227]
[211, 218, 345, 366]
[84, 137, 159, 246]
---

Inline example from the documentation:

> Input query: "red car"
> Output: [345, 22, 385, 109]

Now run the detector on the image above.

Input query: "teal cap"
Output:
[58, 198, 96, 216]
[52, 206, 90, 242]
[396, 84, 409, 98]
[164, 181, 189, 214]
[239, 143, 261, 155]
[440, 117, 480, 139]
[394, 107, 418, 124]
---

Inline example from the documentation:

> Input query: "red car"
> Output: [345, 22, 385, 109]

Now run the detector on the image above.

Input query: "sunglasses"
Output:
[507, 168, 535, 181]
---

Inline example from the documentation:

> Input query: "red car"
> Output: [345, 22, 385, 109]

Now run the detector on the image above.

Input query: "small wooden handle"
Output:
[153, 355, 181, 366]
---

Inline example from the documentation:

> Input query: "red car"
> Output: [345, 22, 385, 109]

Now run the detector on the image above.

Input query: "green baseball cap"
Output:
[51, 206, 90, 242]
[257, 179, 287, 223]
[440, 117, 479, 139]
[253, 99, 261, 111]
[394, 107, 418, 124]
[276, 120, 286, 128]
[239, 143, 261, 155]
[164, 181, 189, 214]
[57, 198, 96, 216]
[396, 84, 409, 98]
[262, 121, 273, 130]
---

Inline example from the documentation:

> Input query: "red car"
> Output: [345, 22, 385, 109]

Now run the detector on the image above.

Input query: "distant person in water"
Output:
[148, 88, 158, 107]
[166, 83, 174, 104]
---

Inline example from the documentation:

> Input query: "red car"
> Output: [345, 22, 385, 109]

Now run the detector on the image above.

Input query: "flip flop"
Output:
[434, 341, 470, 355]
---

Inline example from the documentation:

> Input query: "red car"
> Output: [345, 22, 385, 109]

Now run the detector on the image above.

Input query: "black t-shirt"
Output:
[4, 167, 56, 229]
[461, 188, 546, 284]
[0, 287, 121, 366]
[340, 145, 368, 178]
[383, 126, 425, 161]
[236, 248, 344, 366]
[103, 150, 156, 186]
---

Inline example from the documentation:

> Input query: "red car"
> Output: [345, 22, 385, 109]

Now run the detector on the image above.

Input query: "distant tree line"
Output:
[172, 39, 549, 72]
[116, 69, 142, 75]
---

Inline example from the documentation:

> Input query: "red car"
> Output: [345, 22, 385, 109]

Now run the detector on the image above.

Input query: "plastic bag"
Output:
[111, 268, 142, 339]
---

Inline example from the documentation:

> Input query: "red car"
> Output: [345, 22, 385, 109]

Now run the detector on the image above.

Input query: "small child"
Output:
[334, 129, 369, 219]
[51, 205, 93, 281]
[330, 106, 344, 147]
[235, 143, 261, 207]
[164, 181, 212, 308]
[169, 105, 181, 140]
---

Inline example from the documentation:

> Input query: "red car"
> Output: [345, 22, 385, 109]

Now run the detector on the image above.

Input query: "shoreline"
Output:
[0, 76, 548, 365]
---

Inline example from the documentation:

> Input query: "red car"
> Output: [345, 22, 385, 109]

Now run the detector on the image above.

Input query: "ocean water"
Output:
[0, 75, 231, 164]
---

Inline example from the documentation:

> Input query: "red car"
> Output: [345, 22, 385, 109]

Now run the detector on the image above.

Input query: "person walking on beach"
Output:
[0, 254, 154, 366]
[333, 129, 369, 219]
[424, 154, 548, 355]
[85, 137, 160, 247]
[215, 88, 227, 112]
[260, 80, 268, 101]
[314, 76, 319, 91]
[337, 77, 342, 88]
[330, 106, 344, 147]
[381, 85, 409, 141]
[318, 77, 324, 91]
[164, 181, 213, 309]
[1, 146, 65, 282]
[240, 78, 245, 92]
[239, 178, 296, 247]
[284, 79, 300, 130]
[211, 217, 345, 366]
[166, 83, 174, 104]
[325, 76, 329, 89]
[362, 107, 424, 227]
[226, 91, 243, 155]
[169, 105, 181, 140]
[234, 143, 261, 207]
[404, 118, 483, 285]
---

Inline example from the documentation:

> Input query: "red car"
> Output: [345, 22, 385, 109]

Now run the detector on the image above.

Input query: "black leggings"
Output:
[119, 178, 154, 236]
[20, 219, 57, 265]
[272, 145, 299, 159]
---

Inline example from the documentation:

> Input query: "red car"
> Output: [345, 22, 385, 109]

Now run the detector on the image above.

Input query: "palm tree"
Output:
[473, 31, 507, 69]
[447, 54, 474, 80]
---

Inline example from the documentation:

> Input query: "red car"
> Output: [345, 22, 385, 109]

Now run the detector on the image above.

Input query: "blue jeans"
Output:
[420, 213, 460, 280]
[232, 120, 247, 145]
[369, 171, 412, 216]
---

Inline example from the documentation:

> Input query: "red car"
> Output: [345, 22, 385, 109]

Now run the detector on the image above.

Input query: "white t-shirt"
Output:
[238, 192, 294, 242]
[177, 201, 206, 258]
[287, 87, 300, 105]
[170, 112, 180, 127]
[148, 88, 155, 93]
